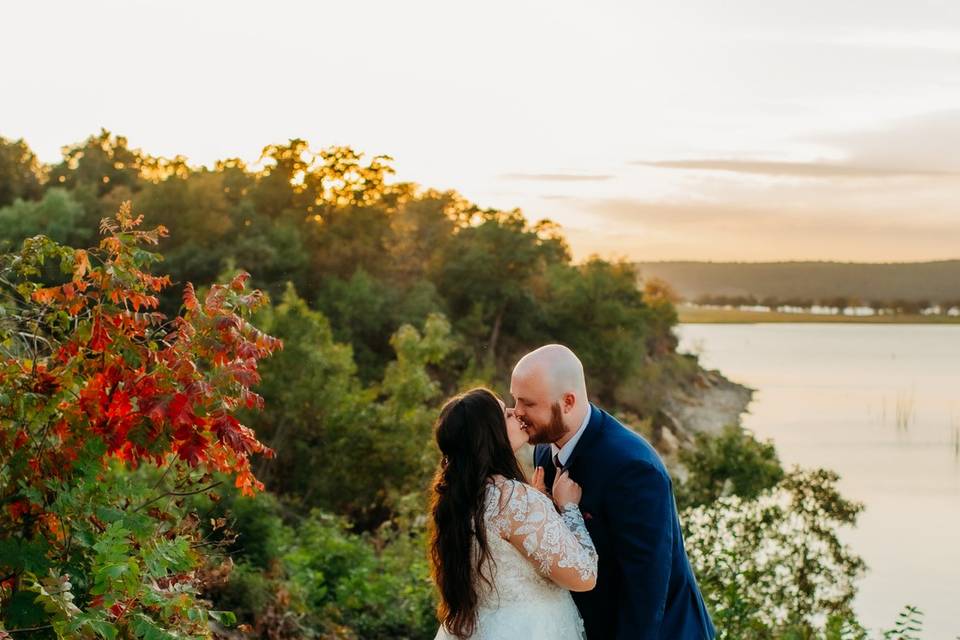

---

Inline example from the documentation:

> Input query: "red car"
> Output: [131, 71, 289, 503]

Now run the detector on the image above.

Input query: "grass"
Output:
[678, 305, 960, 324]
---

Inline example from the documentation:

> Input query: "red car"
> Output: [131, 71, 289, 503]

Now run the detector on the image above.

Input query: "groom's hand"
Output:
[531, 466, 549, 495]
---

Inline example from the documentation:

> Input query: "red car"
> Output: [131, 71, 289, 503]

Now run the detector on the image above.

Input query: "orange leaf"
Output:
[73, 249, 90, 280]
[31, 287, 60, 305]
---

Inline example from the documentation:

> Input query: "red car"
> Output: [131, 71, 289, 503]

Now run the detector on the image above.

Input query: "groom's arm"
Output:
[604, 460, 674, 640]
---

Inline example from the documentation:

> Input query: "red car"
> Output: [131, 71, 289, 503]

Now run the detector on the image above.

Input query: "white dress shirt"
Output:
[550, 405, 592, 468]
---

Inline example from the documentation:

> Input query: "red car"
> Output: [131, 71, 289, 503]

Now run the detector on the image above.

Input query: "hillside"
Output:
[635, 260, 960, 303]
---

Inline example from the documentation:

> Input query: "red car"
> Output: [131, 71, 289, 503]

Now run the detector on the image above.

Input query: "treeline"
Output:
[636, 260, 960, 307]
[0, 131, 679, 395]
[692, 294, 960, 315]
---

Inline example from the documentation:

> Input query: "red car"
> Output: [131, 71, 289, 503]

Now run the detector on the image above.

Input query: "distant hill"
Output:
[634, 260, 960, 303]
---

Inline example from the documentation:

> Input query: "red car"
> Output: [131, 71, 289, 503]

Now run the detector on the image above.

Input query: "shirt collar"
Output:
[550, 405, 592, 466]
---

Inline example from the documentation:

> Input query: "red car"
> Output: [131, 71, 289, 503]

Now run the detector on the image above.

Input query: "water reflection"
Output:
[676, 323, 960, 637]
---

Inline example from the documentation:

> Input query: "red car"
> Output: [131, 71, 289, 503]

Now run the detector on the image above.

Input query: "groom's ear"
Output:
[561, 392, 576, 413]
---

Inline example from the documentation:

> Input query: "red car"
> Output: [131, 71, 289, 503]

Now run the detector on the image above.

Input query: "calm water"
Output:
[676, 323, 960, 638]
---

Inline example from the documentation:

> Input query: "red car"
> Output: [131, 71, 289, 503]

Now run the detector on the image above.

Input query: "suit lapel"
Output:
[563, 403, 603, 472]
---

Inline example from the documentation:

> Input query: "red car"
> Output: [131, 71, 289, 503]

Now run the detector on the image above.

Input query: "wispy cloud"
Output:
[554, 196, 960, 261]
[814, 109, 960, 173]
[499, 172, 615, 182]
[633, 110, 960, 180]
[633, 159, 959, 178]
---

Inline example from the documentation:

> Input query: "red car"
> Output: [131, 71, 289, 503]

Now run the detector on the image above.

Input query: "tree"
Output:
[436, 209, 568, 368]
[244, 283, 455, 529]
[641, 277, 680, 356]
[540, 258, 648, 403]
[48, 129, 146, 197]
[0, 189, 92, 250]
[0, 137, 45, 207]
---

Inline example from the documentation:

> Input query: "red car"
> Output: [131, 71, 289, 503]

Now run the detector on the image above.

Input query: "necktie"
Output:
[553, 453, 564, 473]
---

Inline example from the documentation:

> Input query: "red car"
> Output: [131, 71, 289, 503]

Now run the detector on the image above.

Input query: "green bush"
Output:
[683, 468, 866, 638]
[678, 424, 785, 510]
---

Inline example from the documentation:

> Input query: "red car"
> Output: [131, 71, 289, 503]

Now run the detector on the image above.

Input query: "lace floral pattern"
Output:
[431, 477, 597, 639]
[487, 479, 599, 586]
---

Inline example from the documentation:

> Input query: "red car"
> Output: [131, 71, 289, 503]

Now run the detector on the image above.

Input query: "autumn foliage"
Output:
[0, 202, 280, 638]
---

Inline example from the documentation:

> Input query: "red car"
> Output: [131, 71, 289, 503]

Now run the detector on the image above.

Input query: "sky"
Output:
[2, 0, 959, 262]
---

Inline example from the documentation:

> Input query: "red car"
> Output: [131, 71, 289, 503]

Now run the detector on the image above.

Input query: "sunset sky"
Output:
[3, 0, 959, 262]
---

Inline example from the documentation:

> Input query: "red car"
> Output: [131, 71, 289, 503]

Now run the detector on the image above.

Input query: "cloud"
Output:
[555, 197, 960, 262]
[633, 159, 959, 178]
[498, 172, 615, 182]
[632, 110, 960, 180]
[816, 109, 960, 173]
[585, 198, 916, 232]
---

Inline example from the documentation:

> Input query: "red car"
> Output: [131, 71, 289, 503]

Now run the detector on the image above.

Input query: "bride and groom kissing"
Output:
[429, 344, 716, 639]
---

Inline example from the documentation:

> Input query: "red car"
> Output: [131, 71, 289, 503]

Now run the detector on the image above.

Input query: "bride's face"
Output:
[499, 398, 529, 452]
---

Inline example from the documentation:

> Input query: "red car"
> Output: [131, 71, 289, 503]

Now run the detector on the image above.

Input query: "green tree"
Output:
[244, 283, 455, 529]
[436, 210, 568, 368]
[48, 129, 146, 197]
[0, 188, 92, 249]
[541, 258, 649, 403]
[0, 136, 45, 206]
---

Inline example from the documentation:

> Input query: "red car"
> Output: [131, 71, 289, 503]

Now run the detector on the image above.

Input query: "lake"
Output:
[676, 323, 960, 638]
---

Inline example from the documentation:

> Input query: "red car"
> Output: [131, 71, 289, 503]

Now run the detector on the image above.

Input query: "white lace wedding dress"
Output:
[434, 476, 598, 640]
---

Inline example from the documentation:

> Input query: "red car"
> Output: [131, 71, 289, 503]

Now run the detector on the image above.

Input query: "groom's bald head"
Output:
[513, 344, 588, 400]
[510, 344, 590, 446]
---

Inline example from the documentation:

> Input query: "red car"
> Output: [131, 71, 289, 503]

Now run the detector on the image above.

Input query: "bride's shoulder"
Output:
[487, 474, 526, 494]
[485, 476, 549, 512]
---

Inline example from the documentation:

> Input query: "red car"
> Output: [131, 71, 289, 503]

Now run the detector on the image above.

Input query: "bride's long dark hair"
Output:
[428, 387, 527, 638]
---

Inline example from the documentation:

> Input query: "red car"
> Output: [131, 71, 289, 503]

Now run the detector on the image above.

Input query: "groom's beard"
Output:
[525, 403, 569, 445]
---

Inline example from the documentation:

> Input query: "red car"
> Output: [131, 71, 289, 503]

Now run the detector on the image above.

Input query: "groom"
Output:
[511, 344, 716, 640]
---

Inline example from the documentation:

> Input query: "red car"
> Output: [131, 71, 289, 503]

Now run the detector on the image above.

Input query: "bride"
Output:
[429, 387, 598, 639]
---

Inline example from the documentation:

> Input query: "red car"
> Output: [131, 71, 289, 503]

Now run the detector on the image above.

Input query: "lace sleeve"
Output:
[493, 479, 598, 591]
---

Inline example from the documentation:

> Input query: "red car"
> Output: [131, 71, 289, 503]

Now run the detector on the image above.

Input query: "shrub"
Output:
[0, 204, 279, 638]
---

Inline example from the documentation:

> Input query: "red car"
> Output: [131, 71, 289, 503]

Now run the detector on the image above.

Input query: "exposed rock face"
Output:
[663, 368, 754, 440]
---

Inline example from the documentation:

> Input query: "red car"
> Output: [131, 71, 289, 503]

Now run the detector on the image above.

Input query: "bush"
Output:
[683, 468, 866, 639]
[0, 204, 278, 638]
[678, 424, 784, 510]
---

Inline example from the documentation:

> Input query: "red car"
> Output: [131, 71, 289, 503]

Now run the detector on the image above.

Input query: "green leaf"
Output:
[4, 588, 47, 628]
[95, 505, 127, 524]
[0, 538, 51, 573]
[208, 610, 237, 626]
[130, 612, 180, 640]
[85, 618, 120, 640]
[101, 562, 132, 579]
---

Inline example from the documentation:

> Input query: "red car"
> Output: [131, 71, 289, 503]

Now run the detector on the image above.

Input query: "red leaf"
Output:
[176, 430, 209, 467]
[229, 271, 250, 292]
[211, 412, 261, 455]
[89, 316, 112, 351]
[167, 393, 195, 429]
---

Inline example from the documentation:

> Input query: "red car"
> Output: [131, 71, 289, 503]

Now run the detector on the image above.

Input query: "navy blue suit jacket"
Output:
[534, 404, 716, 640]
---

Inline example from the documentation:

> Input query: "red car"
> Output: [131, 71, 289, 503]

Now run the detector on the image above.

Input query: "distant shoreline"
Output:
[678, 305, 960, 324]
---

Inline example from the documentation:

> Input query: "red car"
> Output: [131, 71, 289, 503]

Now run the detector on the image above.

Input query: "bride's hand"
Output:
[552, 469, 582, 509]
[531, 466, 548, 495]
